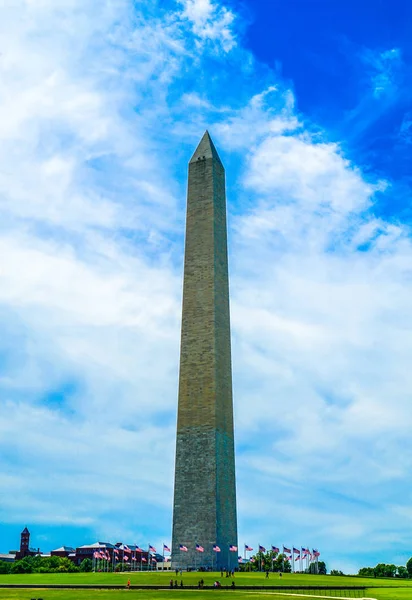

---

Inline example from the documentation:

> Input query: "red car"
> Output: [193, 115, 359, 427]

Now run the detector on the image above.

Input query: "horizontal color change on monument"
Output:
[171, 131, 238, 570]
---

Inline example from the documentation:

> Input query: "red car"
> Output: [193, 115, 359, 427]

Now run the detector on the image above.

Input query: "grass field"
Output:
[1, 572, 412, 587]
[0, 572, 411, 600]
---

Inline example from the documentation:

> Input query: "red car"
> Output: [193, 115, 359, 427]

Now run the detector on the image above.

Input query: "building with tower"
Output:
[15, 527, 37, 559]
[171, 132, 238, 570]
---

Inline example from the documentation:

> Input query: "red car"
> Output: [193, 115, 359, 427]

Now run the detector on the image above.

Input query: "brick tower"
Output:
[18, 527, 30, 558]
[171, 132, 238, 570]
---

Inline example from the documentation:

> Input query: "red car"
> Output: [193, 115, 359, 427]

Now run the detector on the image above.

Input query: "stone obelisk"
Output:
[171, 132, 237, 570]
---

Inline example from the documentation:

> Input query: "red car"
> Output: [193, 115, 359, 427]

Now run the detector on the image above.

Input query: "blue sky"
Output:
[0, 0, 411, 573]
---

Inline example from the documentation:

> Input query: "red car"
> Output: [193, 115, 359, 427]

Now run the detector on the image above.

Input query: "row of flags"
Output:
[177, 543, 320, 561]
[179, 544, 238, 553]
[93, 543, 320, 564]
[241, 546, 320, 566]
[93, 551, 157, 563]
[92, 544, 160, 563]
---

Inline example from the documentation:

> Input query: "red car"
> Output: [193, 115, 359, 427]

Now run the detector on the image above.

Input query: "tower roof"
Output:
[189, 131, 223, 165]
[22, 527, 29, 534]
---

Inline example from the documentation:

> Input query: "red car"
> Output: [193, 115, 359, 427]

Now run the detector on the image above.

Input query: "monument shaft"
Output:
[172, 132, 237, 569]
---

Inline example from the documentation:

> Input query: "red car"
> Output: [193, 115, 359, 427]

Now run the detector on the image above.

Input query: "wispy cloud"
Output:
[399, 111, 412, 144]
[178, 0, 236, 52]
[362, 47, 403, 99]
[342, 45, 406, 142]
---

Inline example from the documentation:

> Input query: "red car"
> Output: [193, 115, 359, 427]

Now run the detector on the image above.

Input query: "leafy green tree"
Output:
[0, 561, 11, 574]
[308, 561, 326, 575]
[9, 555, 79, 574]
[406, 557, 412, 577]
[384, 564, 397, 578]
[330, 569, 344, 576]
[11, 557, 33, 574]
[358, 567, 374, 577]
[318, 561, 326, 575]
[276, 554, 291, 573]
[374, 563, 386, 578]
[397, 566, 408, 578]
[79, 558, 93, 572]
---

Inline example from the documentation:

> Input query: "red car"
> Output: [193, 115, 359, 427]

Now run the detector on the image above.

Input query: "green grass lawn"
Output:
[0, 587, 412, 600]
[0, 592, 347, 600]
[0, 591, 377, 600]
[0, 572, 411, 600]
[1, 572, 411, 587]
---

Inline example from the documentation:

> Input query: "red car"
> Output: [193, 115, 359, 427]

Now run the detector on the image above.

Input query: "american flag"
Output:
[115, 555, 119, 561]
[238, 556, 243, 563]
[213, 545, 221, 552]
[244, 544, 253, 552]
[124, 555, 129, 561]
[93, 552, 99, 559]
[152, 557, 157, 562]
[114, 548, 119, 554]
[165, 557, 171, 562]
[180, 545, 188, 552]
[142, 557, 147, 562]
[259, 545, 266, 553]
[135, 546, 143, 553]
[124, 545, 131, 553]
[250, 557, 255, 563]
[295, 554, 300, 561]
[272, 546, 279, 553]
[196, 544, 204, 552]
[149, 545, 156, 553]
[313, 549, 320, 557]
[132, 557, 136, 561]
[283, 546, 291, 554]
[163, 544, 171, 552]
[229, 545, 237, 552]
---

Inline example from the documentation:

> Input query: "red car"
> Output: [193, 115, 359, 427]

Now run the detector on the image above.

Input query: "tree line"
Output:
[358, 558, 412, 579]
[238, 550, 327, 574]
[0, 555, 93, 574]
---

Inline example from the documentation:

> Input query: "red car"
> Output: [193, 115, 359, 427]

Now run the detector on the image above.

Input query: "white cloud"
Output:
[179, 0, 236, 52]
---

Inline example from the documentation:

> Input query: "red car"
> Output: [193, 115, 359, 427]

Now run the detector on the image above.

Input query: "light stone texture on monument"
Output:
[171, 132, 238, 570]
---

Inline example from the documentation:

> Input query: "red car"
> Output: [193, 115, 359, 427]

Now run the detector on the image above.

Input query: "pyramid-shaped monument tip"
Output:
[189, 130, 223, 165]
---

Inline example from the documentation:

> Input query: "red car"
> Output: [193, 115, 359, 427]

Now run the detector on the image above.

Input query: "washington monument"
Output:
[171, 132, 238, 570]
